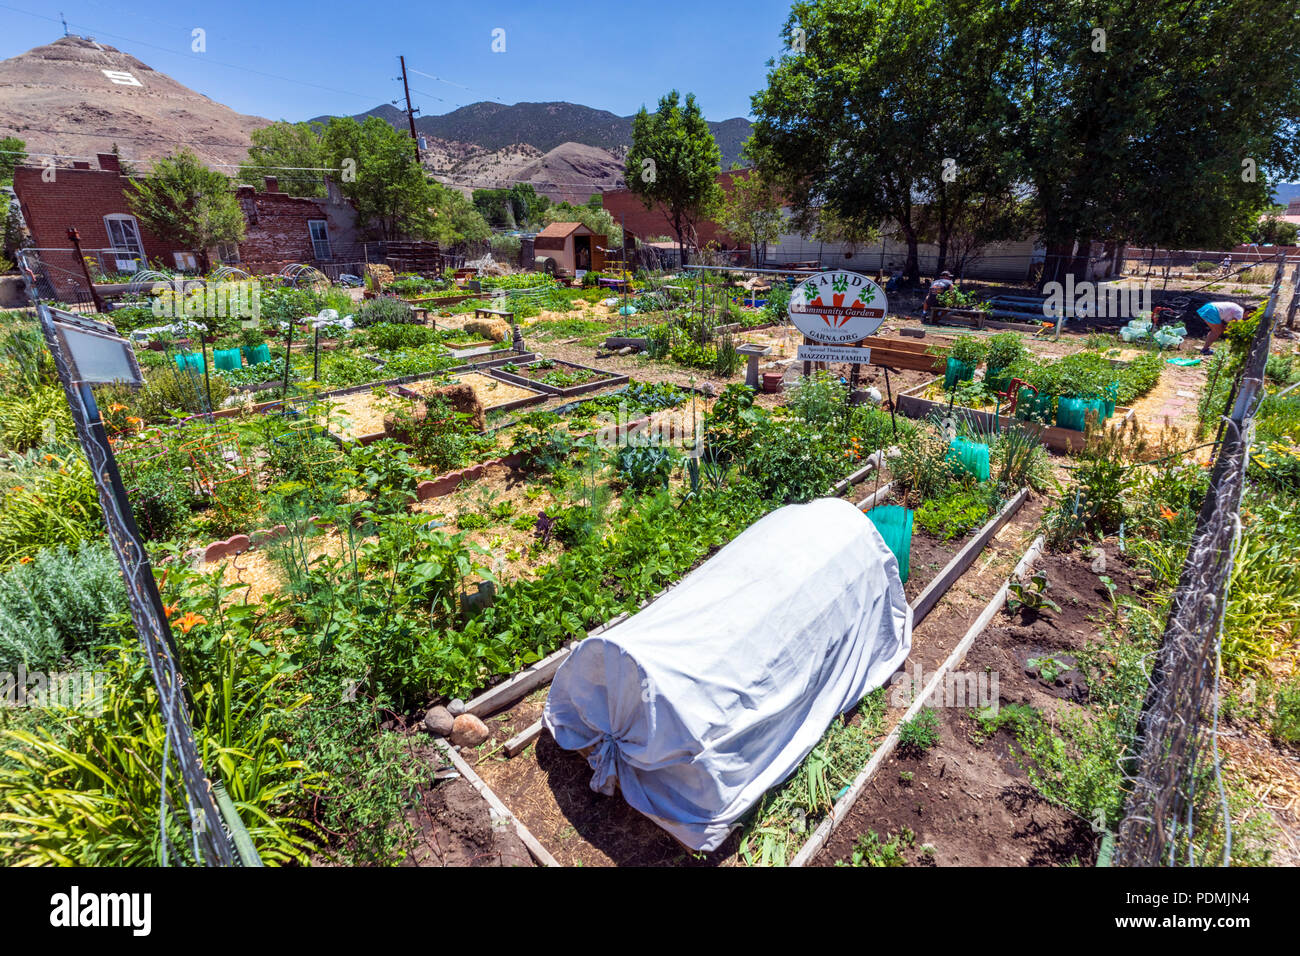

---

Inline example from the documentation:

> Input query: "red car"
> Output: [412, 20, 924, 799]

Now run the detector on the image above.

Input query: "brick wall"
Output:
[13, 154, 188, 297]
[602, 168, 751, 252]
[14, 157, 361, 298]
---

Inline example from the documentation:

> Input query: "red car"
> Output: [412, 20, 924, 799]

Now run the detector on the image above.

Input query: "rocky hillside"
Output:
[0, 36, 268, 168]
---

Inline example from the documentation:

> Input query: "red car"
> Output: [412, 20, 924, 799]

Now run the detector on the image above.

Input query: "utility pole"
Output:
[399, 55, 420, 163]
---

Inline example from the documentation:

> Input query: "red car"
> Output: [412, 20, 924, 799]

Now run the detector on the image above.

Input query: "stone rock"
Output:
[450, 713, 489, 747]
[617, 346, 634, 356]
[448, 698, 466, 716]
[423, 706, 454, 737]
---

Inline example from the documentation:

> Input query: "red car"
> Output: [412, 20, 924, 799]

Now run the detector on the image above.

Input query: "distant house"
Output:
[12, 152, 361, 298]
[533, 221, 605, 276]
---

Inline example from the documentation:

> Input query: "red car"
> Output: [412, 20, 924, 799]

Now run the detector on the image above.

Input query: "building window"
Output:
[308, 220, 332, 261]
[216, 242, 241, 265]
[103, 214, 145, 272]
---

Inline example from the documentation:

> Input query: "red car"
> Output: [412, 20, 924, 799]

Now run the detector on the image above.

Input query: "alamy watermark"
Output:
[1042, 276, 1152, 320]
[150, 280, 262, 325]
[889, 661, 1000, 712]
[591, 401, 704, 457]
[1, 664, 108, 715]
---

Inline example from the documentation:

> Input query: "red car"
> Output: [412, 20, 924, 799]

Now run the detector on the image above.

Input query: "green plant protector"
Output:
[174, 352, 205, 373]
[1056, 396, 1087, 431]
[865, 504, 913, 583]
[1167, 357, 1201, 367]
[944, 357, 976, 390]
[946, 437, 991, 482]
[214, 347, 242, 372]
[248, 343, 273, 365]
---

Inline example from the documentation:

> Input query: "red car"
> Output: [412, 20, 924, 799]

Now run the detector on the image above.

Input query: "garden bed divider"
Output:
[504, 720, 544, 757]
[788, 532, 1046, 868]
[910, 487, 1029, 626]
[488, 359, 631, 398]
[432, 738, 560, 867]
[855, 481, 894, 513]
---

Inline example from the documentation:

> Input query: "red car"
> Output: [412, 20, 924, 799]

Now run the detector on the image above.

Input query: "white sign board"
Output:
[797, 344, 873, 364]
[789, 271, 888, 344]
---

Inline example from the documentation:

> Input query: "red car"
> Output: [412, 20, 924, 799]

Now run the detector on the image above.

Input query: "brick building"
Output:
[13, 152, 360, 298]
[601, 168, 751, 256]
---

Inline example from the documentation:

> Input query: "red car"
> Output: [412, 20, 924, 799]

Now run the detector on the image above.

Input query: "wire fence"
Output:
[1113, 261, 1283, 866]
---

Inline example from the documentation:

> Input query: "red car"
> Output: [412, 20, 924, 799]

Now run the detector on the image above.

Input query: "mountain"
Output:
[313, 100, 754, 171]
[0, 36, 269, 168]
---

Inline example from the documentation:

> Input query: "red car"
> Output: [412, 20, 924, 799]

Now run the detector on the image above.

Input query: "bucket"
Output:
[866, 505, 913, 583]
[944, 357, 976, 390]
[214, 348, 242, 372]
[946, 437, 991, 482]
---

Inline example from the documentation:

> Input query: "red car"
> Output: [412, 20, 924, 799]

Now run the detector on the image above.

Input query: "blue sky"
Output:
[0, 0, 793, 120]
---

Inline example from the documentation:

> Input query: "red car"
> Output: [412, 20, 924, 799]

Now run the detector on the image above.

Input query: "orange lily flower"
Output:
[176, 611, 207, 634]
[18, 556, 33, 564]
[1159, 505, 1179, 521]
[163, 602, 178, 619]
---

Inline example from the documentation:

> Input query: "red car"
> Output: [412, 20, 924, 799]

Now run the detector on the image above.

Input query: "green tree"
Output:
[1012, 0, 1299, 281]
[0, 136, 25, 186]
[322, 116, 487, 242]
[1250, 215, 1299, 246]
[127, 149, 245, 273]
[716, 167, 784, 266]
[626, 90, 722, 265]
[240, 121, 326, 197]
[750, 0, 1020, 281]
[471, 182, 550, 230]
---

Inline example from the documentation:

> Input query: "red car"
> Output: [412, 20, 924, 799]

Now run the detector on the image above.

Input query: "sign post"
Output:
[788, 271, 888, 380]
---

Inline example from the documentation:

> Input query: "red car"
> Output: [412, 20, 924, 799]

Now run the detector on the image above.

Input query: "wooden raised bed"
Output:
[489, 359, 629, 397]
[394, 370, 547, 415]
[448, 348, 537, 371]
[895, 376, 1136, 453]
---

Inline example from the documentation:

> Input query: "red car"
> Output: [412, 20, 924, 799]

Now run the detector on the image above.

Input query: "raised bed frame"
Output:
[895, 376, 1136, 453]
[391, 374, 549, 416]
[489, 359, 630, 398]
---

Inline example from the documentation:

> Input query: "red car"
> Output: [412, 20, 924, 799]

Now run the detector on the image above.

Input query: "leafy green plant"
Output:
[1027, 655, 1070, 683]
[897, 708, 940, 755]
[915, 486, 993, 541]
[616, 442, 677, 491]
[0, 454, 101, 566]
[1007, 570, 1061, 615]
[836, 827, 915, 867]
[354, 296, 416, 328]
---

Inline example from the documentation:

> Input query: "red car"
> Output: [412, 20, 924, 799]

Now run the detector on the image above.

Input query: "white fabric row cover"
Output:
[542, 497, 913, 851]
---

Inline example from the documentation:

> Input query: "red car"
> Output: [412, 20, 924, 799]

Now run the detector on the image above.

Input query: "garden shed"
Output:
[533, 222, 606, 277]
[542, 498, 913, 851]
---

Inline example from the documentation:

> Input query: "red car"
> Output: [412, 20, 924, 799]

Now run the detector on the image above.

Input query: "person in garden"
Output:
[1197, 300, 1245, 354]
[922, 271, 955, 320]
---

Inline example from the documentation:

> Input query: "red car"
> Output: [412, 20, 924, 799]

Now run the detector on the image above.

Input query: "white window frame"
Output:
[308, 219, 332, 261]
[103, 214, 145, 272]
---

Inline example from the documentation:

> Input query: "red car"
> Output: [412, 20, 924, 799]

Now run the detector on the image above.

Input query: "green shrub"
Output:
[743, 419, 841, 503]
[915, 486, 993, 540]
[0, 541, 126, 671]
[898, 708, 940, 754]
[367, 322, 435, 351]
[616, 443, 677, 491]
[355, 297, 416, 328]
[0, 385, 74, 453]
[0, 455, 101, 566]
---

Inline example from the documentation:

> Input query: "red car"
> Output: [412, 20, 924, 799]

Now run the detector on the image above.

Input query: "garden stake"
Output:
[882, 366, 899, 439]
